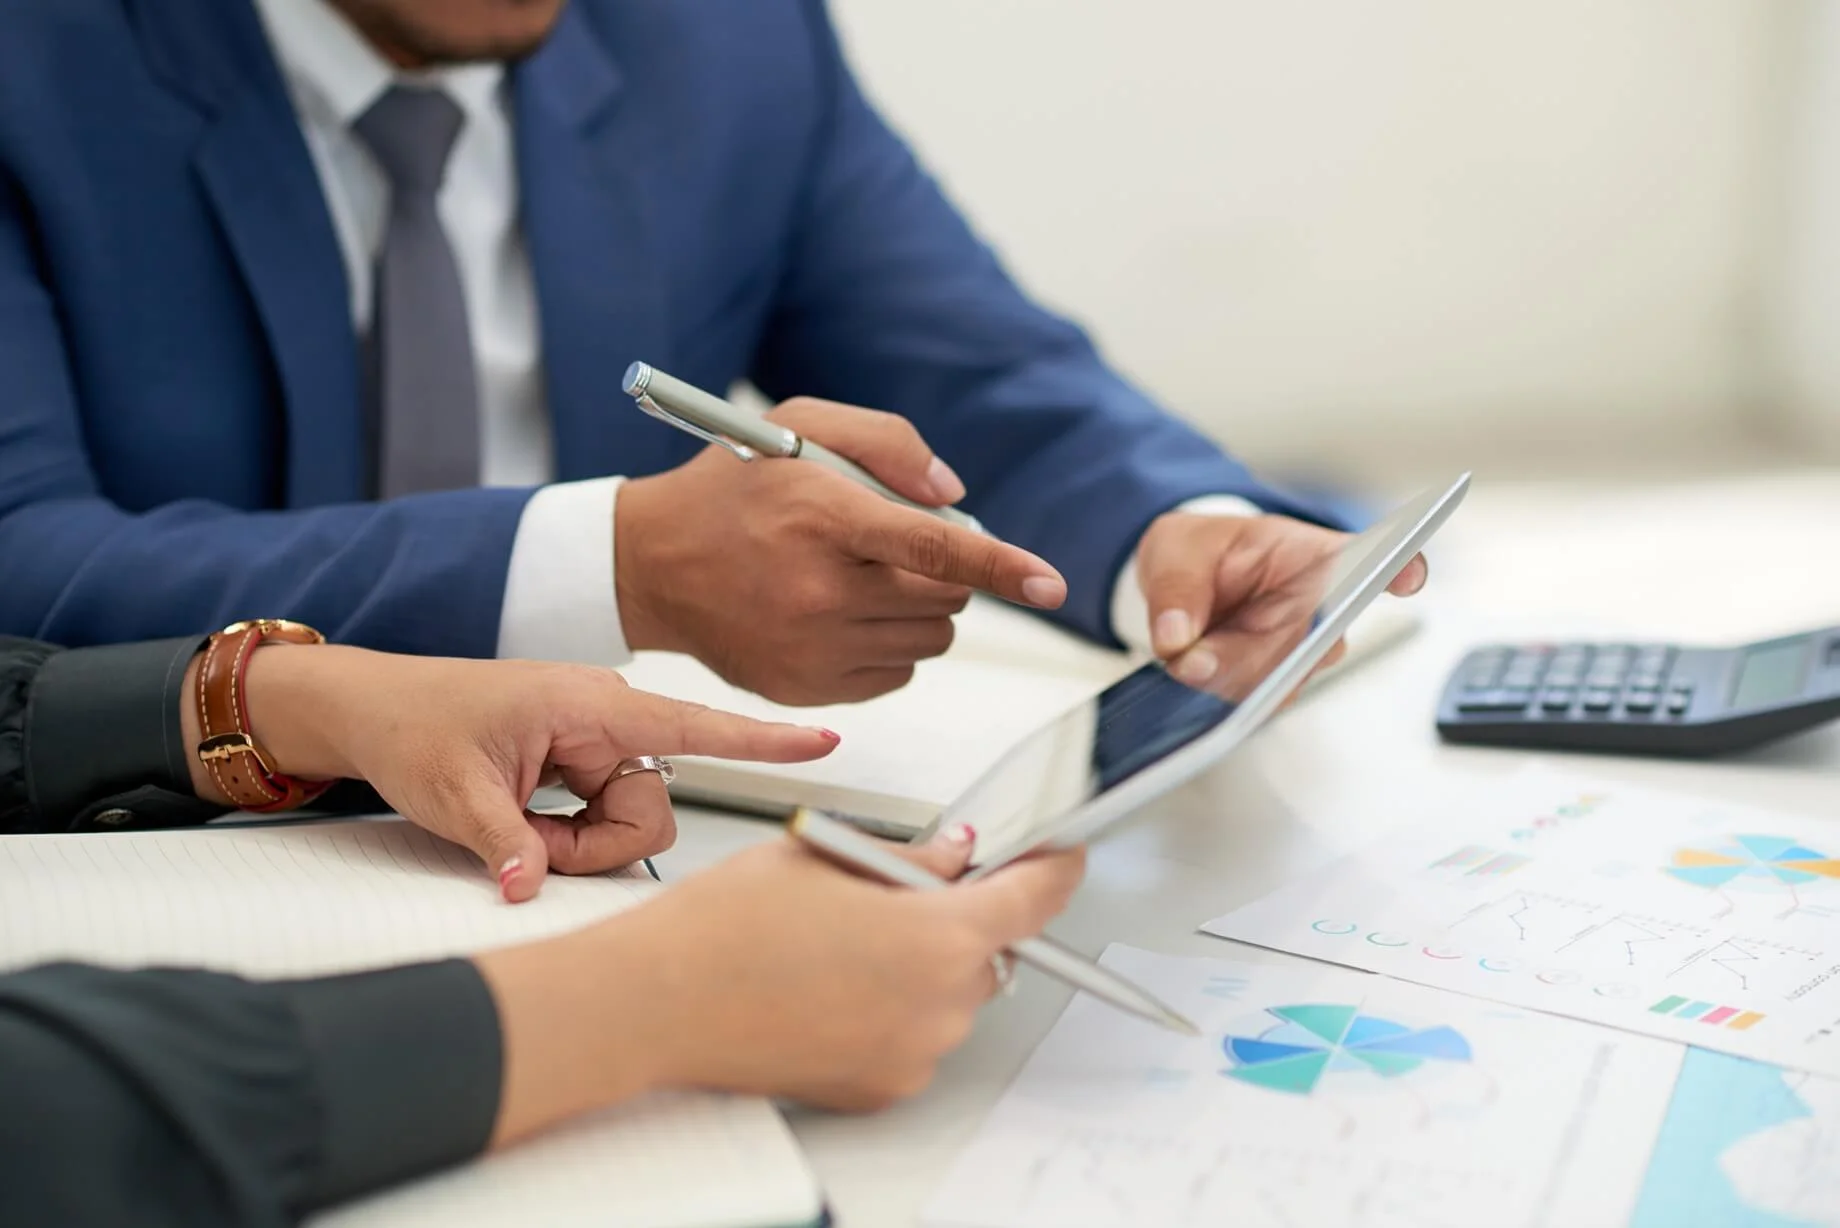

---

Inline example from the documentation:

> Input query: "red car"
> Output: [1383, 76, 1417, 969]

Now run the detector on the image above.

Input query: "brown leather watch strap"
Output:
[195, 619, 333, 813]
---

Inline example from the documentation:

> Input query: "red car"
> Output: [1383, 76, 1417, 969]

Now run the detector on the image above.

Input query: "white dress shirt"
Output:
[253, 0, 1249, 664]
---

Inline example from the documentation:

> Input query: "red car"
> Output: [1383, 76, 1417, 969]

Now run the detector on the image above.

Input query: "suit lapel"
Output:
[513, 7, 670, 481]
[135, 0, 365, 506]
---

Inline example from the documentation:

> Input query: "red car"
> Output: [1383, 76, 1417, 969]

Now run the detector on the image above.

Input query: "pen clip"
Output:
[634, 393, 759, 462]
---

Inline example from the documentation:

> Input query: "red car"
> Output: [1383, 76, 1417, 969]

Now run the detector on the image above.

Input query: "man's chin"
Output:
[335, 0, 567, 68]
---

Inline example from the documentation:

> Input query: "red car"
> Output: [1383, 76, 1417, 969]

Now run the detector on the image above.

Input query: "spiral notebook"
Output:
[0, 819, 827, 1228]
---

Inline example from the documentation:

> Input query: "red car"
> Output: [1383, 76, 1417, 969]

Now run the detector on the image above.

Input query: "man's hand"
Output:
[1137, 511, 1428, 696]
[616, 398, 1067, 705]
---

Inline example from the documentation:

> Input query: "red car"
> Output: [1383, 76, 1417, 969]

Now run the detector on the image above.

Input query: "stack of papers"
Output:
[933, 769, 1840, 1227]
[928, 946, 1840, 1228]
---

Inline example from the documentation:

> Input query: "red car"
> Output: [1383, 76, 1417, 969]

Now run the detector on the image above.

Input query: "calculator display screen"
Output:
[1730, 639, 1811, 708]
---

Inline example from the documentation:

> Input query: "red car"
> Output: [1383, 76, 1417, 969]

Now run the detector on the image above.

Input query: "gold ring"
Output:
[611, 756, 676, 785]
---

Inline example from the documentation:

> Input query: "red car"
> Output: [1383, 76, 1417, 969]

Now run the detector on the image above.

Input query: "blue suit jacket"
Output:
[0, 0, 1315, 657]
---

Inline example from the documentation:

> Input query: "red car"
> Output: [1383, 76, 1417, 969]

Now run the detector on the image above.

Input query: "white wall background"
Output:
[829, 0, 1791, 477]
[1774, 1, 1840, 452]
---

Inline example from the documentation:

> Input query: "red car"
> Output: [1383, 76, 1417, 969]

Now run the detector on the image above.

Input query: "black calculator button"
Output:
[1665, 691, 1691, 715]
[1461, 655, 1505, 689]
[1582, 689, 1616, 712]
[1539, 689, 1575, 711]
[1628, 672, 1664, 691]
[1458, 690, 1532, 714]
[1624, 690, 1659, 714]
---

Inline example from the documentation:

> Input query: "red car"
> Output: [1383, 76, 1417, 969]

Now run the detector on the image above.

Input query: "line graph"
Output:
[1553, 913, 1708, 972]
[1448, 890, 1599, 947]
[1667, 935, 1823, 992]
[1555, 915, 1680, 968]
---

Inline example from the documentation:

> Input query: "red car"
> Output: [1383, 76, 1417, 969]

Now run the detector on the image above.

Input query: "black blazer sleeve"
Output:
[0, 634, 223, 833]
[0, 960, 502, 1227]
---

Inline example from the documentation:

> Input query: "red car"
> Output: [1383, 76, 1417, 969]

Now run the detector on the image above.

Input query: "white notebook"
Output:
[0, 819, 826, 1228]
[620, 596, 1421, 835]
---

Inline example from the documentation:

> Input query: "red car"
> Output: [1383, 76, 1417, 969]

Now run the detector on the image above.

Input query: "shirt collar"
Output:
[251, 0, 505, 130]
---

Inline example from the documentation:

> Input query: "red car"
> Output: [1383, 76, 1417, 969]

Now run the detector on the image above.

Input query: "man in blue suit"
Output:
[0, 0, 1422, 706]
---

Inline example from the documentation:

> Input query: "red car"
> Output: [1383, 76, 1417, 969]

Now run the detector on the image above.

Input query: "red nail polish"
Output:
[497, 856, 522, 900]
[946, 822, 977, 845]
[815, 727, 842, 744]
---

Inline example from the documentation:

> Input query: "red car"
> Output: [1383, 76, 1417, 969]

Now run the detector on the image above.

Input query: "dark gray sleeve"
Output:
[0, 959, 502, 1227]
[5, 634, 223, 834]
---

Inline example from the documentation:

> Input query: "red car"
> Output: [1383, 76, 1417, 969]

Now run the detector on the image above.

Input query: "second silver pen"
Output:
[787, 808, 1200, 1037]
[622, 362, 988, 536]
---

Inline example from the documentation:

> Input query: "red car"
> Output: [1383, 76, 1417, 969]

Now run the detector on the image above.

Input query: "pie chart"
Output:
[1222, 1004, 1472, 1095]
[1666, 835, 1840, 889]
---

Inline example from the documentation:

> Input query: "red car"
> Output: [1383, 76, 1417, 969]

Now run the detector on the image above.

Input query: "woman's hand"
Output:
[185, 646, 837, 900]
[475, 827, 1088, 1143]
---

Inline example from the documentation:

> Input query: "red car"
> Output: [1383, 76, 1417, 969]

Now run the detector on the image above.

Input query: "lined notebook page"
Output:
[0, 820, 825, 1228]
[0, 817, 656, 977]
[319, 1091, 823, 1228]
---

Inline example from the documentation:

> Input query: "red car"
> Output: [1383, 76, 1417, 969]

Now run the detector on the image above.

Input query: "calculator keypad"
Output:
[1456, 645, 1688, 720]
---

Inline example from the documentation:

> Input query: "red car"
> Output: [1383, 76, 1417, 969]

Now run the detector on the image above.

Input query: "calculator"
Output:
[1435, 627, 1840, 756]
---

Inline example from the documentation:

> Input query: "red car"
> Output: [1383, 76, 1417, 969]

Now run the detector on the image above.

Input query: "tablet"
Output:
[916, 474, 1470, 875]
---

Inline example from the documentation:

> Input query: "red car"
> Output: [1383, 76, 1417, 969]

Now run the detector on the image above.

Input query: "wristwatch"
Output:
[194, 618, 333, 812]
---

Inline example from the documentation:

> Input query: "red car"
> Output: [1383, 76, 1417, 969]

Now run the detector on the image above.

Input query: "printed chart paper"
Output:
[1628, 1048, 1840, 1228]
[1204, 769, 1840, 1077]
[925, 947, 1683, 1228]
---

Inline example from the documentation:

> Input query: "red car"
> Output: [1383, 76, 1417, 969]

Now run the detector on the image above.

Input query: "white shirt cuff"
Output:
[496, 476, 631, 665]
[1109, 495, 1262, 652]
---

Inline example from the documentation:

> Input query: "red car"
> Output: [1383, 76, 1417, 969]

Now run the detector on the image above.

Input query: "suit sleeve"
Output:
[0, 960, 501, 1228]
[0, 176, 528, 657]
[750, 1, 1332, 644]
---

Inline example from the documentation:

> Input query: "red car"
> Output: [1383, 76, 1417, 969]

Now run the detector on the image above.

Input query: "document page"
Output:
[926, 946, 1682, 1228]
[1205, 768, 1840, 1077]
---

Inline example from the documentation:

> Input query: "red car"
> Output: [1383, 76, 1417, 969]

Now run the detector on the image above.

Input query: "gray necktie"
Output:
[354, 85, 480, 498]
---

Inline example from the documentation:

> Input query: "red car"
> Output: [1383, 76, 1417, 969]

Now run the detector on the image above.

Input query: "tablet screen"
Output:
[928, 476, 1468, 867]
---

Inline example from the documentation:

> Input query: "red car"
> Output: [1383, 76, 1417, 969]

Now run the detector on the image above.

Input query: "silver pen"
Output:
[622, 362, 987, 535]
[788, 808, 1200, 1037]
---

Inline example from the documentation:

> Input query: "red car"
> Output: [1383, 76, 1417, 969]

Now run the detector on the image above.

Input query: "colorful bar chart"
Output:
[1429, 845, 1531, 877]
[1648, 995, 1765, 1030]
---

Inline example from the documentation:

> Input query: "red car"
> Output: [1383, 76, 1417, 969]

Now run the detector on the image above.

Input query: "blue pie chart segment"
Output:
[1224, 1038, 1327, 1067]
[1269, 1004, 1359, 1045]
[1342, 1015, 1412, 1048]
[1733, 835, 1798, 862]
[1348, 1025, 1473, 1063]
[1226, 1049, 1334, 1094]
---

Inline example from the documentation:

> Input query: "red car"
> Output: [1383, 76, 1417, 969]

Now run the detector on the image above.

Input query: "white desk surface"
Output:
[651, 471, 1840, 1227]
